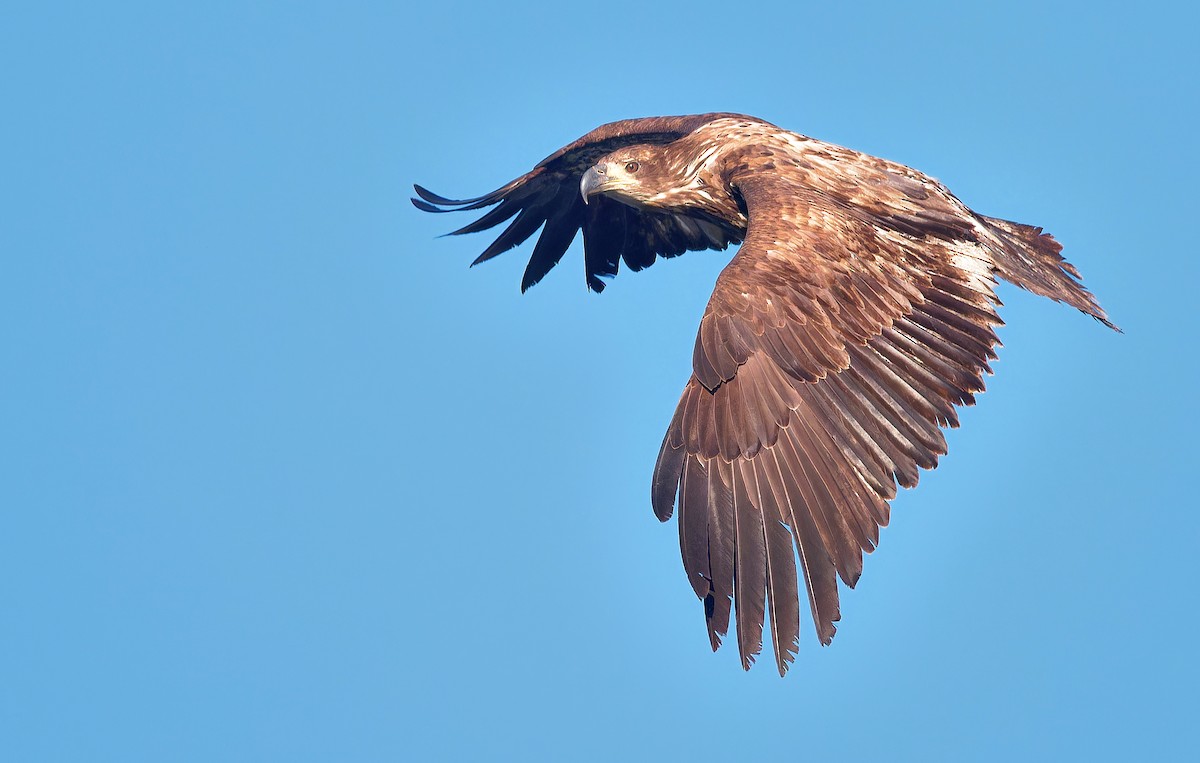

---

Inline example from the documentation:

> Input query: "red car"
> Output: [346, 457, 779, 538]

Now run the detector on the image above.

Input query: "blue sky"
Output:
[2, 1, 1196, 760]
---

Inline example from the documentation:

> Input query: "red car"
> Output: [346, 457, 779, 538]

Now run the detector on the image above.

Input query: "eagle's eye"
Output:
[625, 161, 640, 174]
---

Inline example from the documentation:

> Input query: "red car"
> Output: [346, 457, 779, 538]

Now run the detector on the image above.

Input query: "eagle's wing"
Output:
[412, 114, 746, 292]
[651, 176, 1005, 674]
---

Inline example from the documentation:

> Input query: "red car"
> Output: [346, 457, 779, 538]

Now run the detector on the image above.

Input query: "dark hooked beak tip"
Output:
[579, 164, 607, 205]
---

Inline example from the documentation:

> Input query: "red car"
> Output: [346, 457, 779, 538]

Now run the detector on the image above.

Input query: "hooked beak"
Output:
[579, 164, 608, 205]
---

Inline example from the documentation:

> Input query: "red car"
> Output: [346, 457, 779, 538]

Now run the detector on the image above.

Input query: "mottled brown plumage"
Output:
[414, 113, 1114, 675]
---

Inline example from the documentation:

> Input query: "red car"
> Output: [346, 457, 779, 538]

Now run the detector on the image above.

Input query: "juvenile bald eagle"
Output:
[413, 113, 1114, 675]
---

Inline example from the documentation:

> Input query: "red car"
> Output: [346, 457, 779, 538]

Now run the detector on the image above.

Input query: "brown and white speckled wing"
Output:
[412, 114, 748, 292]
[771, 132, 1113, 328]
[651, 175, 1008, 675]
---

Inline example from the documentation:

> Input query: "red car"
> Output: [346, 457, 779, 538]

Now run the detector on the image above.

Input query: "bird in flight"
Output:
[413, 113, 1114, 675]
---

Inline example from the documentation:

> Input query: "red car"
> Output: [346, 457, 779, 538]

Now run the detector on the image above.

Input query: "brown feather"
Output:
[730, 461, 767, 669]
[679, 458, 712, 600]
[749, 458, 801, 673]
[705, 458, 736, 650]
[764, 443, 842, 644]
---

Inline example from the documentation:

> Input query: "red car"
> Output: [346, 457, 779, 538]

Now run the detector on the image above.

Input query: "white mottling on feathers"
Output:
[648, 186, 697, 205]
[946, 239, 997, 296]
[685, 141, 724, 177]
[776, 130, 821, 156]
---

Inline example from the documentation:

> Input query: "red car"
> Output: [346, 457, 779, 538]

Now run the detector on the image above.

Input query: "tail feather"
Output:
[978, 215, 1119, 331]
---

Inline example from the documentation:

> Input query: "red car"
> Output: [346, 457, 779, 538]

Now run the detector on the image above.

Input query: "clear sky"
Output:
[2, 1, 1196, 760]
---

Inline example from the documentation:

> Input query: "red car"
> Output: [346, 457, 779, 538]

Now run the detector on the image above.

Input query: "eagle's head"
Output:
[579, 143, 732, 214]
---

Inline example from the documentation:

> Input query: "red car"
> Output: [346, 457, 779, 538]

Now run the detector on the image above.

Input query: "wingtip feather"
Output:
[413, 184, 471, 206]
[411, 197, 443, 213]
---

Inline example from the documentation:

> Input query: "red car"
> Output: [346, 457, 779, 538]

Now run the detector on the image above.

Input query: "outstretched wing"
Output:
[651, 176, 1006, 674]
[412, 114, 746, 292]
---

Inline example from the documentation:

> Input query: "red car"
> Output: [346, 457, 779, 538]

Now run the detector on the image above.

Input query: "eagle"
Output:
[413, 113, 1114, 675]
